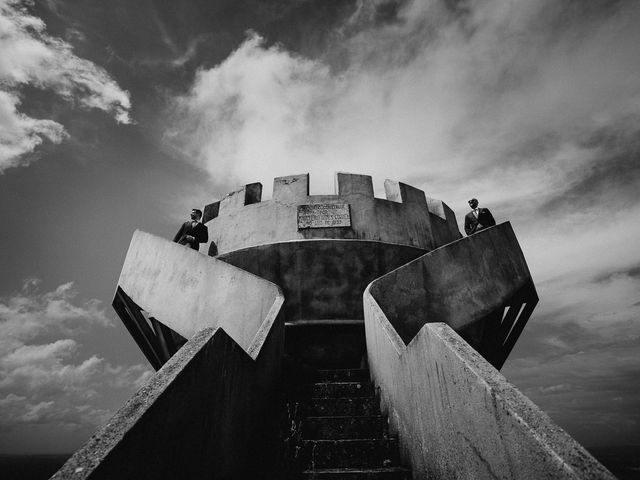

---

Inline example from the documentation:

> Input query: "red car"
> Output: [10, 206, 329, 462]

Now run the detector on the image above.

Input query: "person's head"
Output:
[190, 209, 202, 221]
[468, 198, 479, 209]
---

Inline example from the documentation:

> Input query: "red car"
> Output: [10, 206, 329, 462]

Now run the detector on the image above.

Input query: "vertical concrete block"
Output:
[426, 197, 446, 220]
[442, 201, 462, 239]
[335, 173, 374, 197]
[398, 182, 427, 207]
[384, 179, 427, 206]
[219, 186, 246, 214]
[384, 180, 402, 203]
[203, 201, 221, 224]
[273, 174, 309, 203]
[219, 183, 263, 215]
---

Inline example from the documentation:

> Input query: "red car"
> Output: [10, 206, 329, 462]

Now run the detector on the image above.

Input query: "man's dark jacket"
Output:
[173, 221, 208, 250]
[464, 208, 496, 236]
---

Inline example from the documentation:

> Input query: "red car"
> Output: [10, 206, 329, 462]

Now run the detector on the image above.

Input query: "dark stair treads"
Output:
[299, 438, 400, 469]
[305, 382, 375, 398]
[316, 369, 370, 382]
[307, 397, 379, 417]
[292, 367, 411, 480]
[301, 467, 412, 479]
[302, 416, 386, 440]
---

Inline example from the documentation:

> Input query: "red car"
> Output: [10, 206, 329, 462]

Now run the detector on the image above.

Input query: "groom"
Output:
[173, 208, 209, 251]
[464, 198, 496, 236]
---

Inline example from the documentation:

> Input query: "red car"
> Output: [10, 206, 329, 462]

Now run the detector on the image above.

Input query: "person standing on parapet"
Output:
[173, 208, 208, 251]
[464, 198, 496, 236]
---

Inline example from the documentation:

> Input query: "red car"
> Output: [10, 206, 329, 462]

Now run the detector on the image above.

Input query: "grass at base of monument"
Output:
[0, 454, 71, 480]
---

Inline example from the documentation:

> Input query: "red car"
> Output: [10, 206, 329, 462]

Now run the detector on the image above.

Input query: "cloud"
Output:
[0, 280, 152, 451]
[0, 279, 110, 349]
[0, 0, 132, 172]
[167, 1, 640, 199]
[166, 0, 640, 447]
[504, 332, 640, 446]
[502, 265, 640, 446]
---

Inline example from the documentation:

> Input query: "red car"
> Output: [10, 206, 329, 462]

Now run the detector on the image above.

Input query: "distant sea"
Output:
[0, 447, 638, 479]
[0, 454, 70, 480]
[587, 446, 640, 480]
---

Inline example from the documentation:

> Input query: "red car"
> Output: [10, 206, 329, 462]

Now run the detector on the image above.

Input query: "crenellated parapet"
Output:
[202, 173, 462, 256]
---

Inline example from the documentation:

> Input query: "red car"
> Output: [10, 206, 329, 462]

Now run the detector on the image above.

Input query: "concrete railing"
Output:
[51, 230, 286, 479]
[116, 230, 284, 359]
[368, 222, 538, 369]
[363, 296, 615, 479]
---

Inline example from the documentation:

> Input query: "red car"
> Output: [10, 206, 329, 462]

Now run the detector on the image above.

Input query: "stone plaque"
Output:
[297, 204, 351, 229]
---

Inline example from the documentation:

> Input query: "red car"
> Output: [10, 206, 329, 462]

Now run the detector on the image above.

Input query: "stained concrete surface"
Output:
[117, 230, 283, 355]
[369, 222, 535, 348]
[203, 173, 461, 255]
[364, 297, 616, 480]
[217, 239, 426, 322]
[52, 320, 284, 480]
[218, 239, 426, 367]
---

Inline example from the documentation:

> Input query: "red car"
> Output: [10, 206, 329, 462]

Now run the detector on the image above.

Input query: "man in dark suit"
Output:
[464, 198, 496, 236]
[173, 208, 209, 251]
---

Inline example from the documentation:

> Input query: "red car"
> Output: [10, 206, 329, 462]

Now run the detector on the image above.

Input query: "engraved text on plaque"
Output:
[297, 204, 351, 229]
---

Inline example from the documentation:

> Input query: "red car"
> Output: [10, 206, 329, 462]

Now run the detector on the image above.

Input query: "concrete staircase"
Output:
[295, 368, 411, 479]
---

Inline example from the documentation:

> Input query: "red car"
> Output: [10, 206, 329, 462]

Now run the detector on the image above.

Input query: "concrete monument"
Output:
[52, 173, 614, 480]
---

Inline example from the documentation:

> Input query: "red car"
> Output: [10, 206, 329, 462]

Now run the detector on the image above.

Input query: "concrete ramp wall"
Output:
[51, 230, 288, 479]
[116, 230, 283, 358]
[52, 322, 284, 479]
[369, 222, 538, 369]
[363, 296, 615, 479]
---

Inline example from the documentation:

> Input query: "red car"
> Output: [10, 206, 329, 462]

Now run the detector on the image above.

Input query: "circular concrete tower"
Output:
[202, 172, 462, 367]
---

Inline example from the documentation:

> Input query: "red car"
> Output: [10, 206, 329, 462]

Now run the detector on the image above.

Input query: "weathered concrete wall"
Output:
[52, 322, 284, 480]
[117, 230, 283, 356]
[369, 222, 535, 348]
[203, 173, 461, 255]
[218, 239, 426, 322]
[364, 297, 615, 479]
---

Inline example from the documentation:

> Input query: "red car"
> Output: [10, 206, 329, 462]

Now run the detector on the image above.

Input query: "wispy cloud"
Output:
[166, 0, 640, 446]
[0, 0, 132, 172]
[0, 279, 152, 453]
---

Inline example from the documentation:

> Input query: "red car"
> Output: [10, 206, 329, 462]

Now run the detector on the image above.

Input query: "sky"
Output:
[0, 0, 639, 456]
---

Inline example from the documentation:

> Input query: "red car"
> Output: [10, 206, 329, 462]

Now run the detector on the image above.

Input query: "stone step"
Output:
[304, 382, 375, 398]
[302, 416, 386, 440]
[299, 438, 400, 469]
[306, 397, 380, 417]
[301, 467, 412, 479]
[316, 369, 370, 382]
